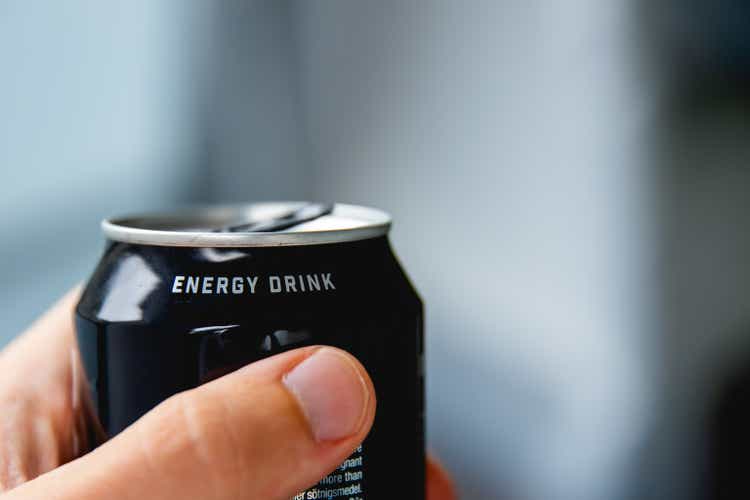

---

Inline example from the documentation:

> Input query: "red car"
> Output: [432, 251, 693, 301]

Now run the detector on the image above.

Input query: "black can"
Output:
[75, 202, 425, 499]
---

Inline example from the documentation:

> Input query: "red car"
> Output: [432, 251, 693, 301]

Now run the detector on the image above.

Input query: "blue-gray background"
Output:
[3, 2, 750, 499]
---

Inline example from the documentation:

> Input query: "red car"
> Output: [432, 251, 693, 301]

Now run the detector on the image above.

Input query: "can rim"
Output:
[102, 202, 392, 247]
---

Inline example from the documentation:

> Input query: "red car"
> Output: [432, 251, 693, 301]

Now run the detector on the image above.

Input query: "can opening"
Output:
[216, 203, 334, 233]
[101, 202, 391, 247]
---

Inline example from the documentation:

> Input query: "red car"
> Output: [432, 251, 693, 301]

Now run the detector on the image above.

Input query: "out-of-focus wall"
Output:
[0, 1, 306, 343]
[200, 0, 310, 202]
[0, 0, 214, 342]
[293, 2, 658, 499]
[642, 118, 750, 500]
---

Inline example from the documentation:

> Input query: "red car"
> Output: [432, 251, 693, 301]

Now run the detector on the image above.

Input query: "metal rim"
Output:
[102, 202, 392, 247]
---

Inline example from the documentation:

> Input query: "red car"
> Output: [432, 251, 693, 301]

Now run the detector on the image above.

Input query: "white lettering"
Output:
[172, 273, 336, 295]
[186, 276, 199, 294]
[246, 276, 258, 294]
[201, 276, 214, 294]
[270, 276, 281, 293]
[232, 277, 244, 294]
[172, 275, 185, 293]
[322, 273, 335, 290]
[284, 275, 297, 292]
[306, 274, 320, 291]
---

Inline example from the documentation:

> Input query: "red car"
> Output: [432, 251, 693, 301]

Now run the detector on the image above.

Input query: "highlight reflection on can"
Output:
[75, 202, 425, 498]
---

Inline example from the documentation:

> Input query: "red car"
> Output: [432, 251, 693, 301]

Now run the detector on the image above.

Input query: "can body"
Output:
[76, 230, 424, 498]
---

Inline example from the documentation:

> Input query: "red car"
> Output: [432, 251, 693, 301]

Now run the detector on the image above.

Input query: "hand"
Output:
[0, 289, 456, 499]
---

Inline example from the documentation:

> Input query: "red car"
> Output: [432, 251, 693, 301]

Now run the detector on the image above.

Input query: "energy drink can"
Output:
[75, 202, 425, 499]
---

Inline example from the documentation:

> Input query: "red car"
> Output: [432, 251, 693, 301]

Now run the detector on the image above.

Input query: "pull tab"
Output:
[217, 203, 334, 233]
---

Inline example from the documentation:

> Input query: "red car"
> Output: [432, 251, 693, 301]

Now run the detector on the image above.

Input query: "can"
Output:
[75, 202, 425, 499]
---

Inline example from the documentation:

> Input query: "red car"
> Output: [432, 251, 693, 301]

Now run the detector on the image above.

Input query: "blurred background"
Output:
[3, 1, 750, 499]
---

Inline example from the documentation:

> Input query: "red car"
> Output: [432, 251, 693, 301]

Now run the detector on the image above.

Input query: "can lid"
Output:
[102, 202, 391, 247]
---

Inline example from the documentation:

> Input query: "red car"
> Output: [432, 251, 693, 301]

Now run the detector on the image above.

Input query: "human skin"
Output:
[0, 289, 455, 500]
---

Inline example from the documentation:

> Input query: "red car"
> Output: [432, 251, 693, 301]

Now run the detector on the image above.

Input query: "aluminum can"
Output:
[75, 202, 425, 499]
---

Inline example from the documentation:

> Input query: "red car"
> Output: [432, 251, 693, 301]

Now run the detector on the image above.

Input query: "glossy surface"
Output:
[76, 236, 424, 498]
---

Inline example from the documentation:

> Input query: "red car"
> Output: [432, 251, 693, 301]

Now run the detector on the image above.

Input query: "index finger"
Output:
[0, 288, 89, 490]
[0, 287, 80, 380]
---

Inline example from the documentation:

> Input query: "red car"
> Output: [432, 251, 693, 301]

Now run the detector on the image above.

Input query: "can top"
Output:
[102, 202, 391, 247]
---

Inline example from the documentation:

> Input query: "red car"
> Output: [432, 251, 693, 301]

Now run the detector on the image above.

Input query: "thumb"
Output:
[6, 346, 376, 500]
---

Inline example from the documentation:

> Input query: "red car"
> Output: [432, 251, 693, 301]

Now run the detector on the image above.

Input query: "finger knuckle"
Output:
[154, 390, 243, 496]
[177, 394, 233, 467]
